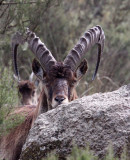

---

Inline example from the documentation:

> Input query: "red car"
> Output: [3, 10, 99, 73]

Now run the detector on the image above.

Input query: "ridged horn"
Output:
[11, 32, 24, 82]
[26, 28, 56, 71]
[64, 25, 105, 80]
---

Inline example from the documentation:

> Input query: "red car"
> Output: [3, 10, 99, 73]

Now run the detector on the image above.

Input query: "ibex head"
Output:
[13, 73, 36, 105]
[12, 26, 105, 109]
[13, 66, 37, 105]
[18, 80, 35, 105]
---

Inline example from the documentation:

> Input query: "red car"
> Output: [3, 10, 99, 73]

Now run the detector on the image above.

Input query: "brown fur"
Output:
[48, 62, 76, 82]
[18, 80, 35, 105]
[32, 89, 48, 126]
[0, 105, 36, 160]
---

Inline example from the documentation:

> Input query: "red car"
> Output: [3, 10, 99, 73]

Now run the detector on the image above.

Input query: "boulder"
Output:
[20, 84, 130, 159]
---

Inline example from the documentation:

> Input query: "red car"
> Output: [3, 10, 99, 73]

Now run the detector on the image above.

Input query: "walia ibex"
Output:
[13, 48, 39, 106]
[0, 25, 105, 160]
[14, 74, 37, 106]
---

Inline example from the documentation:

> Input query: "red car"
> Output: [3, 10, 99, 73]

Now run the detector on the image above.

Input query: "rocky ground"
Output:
[20, 84, 130, 160]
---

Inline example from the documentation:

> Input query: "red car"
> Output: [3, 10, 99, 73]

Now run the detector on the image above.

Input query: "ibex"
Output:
[0, 25, 105, 160]
[13, 53, 39, 106]
[14, 78, 36, 105]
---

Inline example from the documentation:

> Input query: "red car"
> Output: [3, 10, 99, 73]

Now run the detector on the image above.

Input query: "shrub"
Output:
[45, 146, 128, 160]
[0, 65, 22, 136]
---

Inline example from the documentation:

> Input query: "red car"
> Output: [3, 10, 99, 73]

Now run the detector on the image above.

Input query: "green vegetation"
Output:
[67, 147, 97, 160]
[0, 65, 24, 136]
[0, 112, 25, 137]
[44, 146, 128, 160]
[0, 65, 18, 110]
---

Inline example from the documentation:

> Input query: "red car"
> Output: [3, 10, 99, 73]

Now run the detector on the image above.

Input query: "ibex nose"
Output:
[55, 96, 65, 103]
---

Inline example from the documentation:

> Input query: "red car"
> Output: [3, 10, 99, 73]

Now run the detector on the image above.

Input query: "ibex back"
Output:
[0, 26, 105, 160]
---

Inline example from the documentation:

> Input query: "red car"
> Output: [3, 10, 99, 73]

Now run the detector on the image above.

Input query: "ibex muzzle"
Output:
[50, 79, 69, 107]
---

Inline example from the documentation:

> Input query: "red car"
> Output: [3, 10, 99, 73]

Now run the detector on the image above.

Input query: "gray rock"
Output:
[20, 84, 130, 159]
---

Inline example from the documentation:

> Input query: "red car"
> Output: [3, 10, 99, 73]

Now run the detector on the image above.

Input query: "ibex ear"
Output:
[32, 58, 46, 81]
[75, 59, 88, 81]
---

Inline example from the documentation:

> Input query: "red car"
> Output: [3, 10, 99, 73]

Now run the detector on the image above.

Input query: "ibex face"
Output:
[13, 72, 38, 105]
[18, 80, 35, 105]
[32, 59, 88, 108]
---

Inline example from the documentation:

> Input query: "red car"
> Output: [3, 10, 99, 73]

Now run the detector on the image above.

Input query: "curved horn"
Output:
[64, 25, 105, 80]
[11, 32, 24, 82]
[26, 28, 56, 71]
